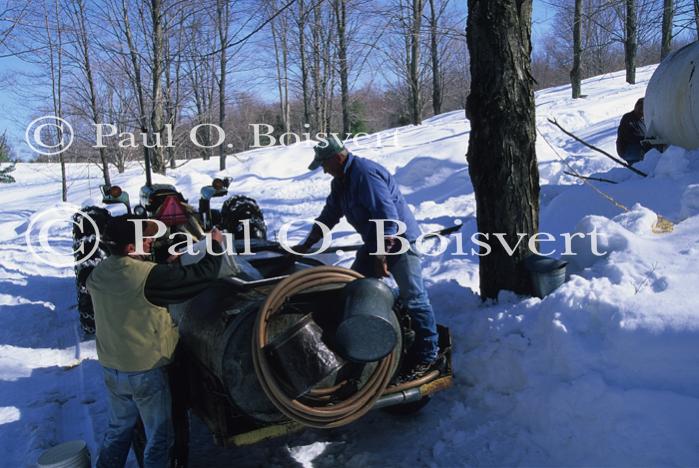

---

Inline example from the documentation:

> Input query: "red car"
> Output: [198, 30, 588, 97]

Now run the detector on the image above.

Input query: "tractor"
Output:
[72, 177, 267, 334]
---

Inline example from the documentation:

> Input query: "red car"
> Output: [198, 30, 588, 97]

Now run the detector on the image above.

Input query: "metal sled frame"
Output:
[183, 323, 453, 448]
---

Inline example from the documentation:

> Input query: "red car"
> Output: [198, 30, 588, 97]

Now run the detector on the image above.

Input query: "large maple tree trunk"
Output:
[466, 0, 540, 299]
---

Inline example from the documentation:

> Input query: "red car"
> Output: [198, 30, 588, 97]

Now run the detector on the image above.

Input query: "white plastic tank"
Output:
[645, 41, 699, 150]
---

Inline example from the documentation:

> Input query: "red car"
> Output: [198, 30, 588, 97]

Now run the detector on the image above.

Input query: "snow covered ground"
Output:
[2, 64, 699, 466]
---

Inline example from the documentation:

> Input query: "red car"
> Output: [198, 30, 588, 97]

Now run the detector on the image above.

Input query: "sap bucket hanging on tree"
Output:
[524, 254, 568, 298]
[645, 41, 699, 150]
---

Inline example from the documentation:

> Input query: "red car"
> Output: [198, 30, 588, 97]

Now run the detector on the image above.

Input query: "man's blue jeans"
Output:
[97, 366, 173, 468]
[352, 245, 439, 364]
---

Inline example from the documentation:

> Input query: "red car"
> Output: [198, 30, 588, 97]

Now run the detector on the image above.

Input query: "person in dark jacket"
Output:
[616, 98, 650, 165]
[296, 137, 441, 381]
[88, 215, 223, 468]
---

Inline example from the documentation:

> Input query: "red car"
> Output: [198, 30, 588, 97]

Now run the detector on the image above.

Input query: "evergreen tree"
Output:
[0, 163, 15, 184]
[0, 132, 16, 183]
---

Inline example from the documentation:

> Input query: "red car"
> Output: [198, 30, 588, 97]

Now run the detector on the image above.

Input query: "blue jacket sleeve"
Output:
[359, 171, 400, 238]
[316, 183, 343, 231]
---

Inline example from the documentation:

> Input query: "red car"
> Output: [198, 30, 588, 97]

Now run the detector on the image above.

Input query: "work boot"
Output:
[395, 354, 445, 385]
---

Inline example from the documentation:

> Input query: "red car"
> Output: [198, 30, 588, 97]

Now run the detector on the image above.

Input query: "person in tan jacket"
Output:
[87, 215, 223, 468]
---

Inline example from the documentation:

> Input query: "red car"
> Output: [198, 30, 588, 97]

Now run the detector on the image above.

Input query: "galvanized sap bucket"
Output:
[334, 278, 399, 363]
[265, 314, 346, 398]
[37, 440, 91, 468]
[524, 254, 568, 298]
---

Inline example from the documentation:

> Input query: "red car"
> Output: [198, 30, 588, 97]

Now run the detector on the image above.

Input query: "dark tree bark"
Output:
[695, 0, 699, 40]
[46, 0, 67, 201]
[428, 0, 442, 115]
[466, 0, 540, 299]
[163, 8, 184, 170]
[310, 2, 333, 134]
[217, 0, 229, 170]
[409, 0, 424, 125]
[297, 0, 311, 126]
[149, 0, 166, 174]
[570, 0, 582, 99]
[312, 2, 322, 133]
[120, 0, 152, 183]
[624, 0, 637, 84]
[269, 0, 291, 135]
[660, 0, 673, 60]
[70, 0, 111, 186]
[334, 0, 350, 135]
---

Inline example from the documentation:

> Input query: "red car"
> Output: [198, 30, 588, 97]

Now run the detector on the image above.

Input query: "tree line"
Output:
[534, 0, 698, 96]
[0, 0, 467, 200]
[0, 0, 697, 203]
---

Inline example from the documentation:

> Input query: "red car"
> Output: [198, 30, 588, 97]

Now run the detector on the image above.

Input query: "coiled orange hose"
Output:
[251, 266, 400, 428]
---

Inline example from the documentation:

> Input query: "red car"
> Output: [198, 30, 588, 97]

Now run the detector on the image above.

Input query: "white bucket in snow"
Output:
[36, 440, 91, 468]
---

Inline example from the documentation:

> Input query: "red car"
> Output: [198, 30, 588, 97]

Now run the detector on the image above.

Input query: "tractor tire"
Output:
[221, 195, 267, 241]
[72, 206, 111, 335]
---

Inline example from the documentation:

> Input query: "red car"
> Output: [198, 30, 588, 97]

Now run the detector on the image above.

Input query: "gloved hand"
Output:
[165, 253, 182, 264]
[291, 224, 323, 255]
[374, 237, 399, 278]
[210, 227, 223, 245]
[374, 255, 389, 277]
[291, 242, 312, 254]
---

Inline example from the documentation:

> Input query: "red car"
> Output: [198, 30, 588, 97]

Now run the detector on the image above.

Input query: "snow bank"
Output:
[455, 217, 699, 464]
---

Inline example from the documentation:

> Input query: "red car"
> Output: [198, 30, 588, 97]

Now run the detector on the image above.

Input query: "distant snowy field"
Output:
[2, 64, 699, 466]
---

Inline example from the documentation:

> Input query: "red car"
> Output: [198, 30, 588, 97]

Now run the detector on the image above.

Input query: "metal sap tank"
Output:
[170, 283, 287, 423]
[169, 277, 402, 424]
[645, 41, 699, 150]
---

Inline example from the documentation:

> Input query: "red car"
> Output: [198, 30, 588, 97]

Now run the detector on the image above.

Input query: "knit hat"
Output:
[103, 215, 159, 248]
[308, 135, 345, 170]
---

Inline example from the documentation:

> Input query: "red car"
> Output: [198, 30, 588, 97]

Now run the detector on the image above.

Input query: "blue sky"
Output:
[0, 1, 554, 159]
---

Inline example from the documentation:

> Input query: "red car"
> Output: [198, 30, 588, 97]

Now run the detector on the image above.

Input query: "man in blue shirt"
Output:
[297, 137, 440, 380]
